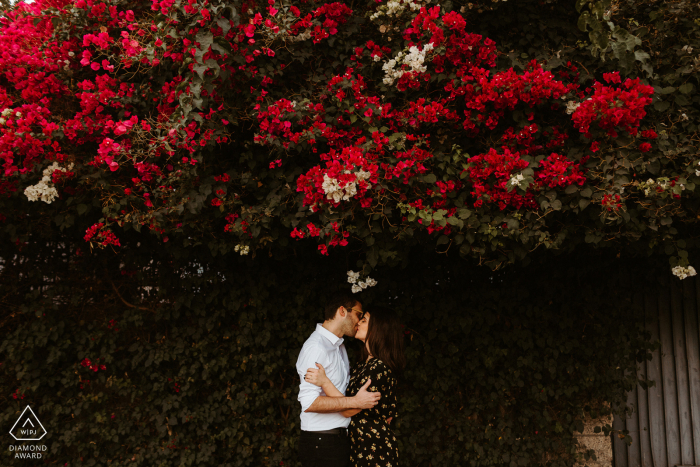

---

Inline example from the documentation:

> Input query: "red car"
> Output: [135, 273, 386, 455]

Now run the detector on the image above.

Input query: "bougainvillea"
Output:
[0, 0, 697, 278]
[2, 0, 700, 465]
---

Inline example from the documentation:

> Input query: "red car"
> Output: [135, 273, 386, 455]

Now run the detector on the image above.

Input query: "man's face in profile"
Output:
[342, 301, 363, 337]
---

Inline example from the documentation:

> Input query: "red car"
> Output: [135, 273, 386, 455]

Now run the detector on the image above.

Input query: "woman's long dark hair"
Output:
[359, 306, 406, 376]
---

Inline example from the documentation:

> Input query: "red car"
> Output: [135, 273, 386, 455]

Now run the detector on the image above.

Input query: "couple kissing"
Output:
[295, 293, 406, 467]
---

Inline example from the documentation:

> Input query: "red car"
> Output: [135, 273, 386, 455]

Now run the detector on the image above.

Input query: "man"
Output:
[295, 293, 381, 467]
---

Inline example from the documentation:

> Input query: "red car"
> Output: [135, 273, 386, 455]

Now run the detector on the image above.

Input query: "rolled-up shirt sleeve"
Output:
[296, 345, 327, 413]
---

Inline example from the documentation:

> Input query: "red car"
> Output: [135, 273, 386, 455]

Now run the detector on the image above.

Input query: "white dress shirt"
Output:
[296, 323, 351, 431]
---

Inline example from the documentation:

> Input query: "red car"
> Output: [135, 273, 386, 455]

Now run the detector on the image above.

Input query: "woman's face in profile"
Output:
[354, 312, 370, 342]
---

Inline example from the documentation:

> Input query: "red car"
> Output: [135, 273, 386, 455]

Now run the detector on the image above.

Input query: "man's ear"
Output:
[337, 306, 346, 318]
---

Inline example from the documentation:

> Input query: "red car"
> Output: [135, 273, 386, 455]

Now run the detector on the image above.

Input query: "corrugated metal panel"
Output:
[614, 276, 700, 467]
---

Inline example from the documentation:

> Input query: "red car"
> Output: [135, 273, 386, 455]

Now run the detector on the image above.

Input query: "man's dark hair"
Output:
[324, 292, 359, 321]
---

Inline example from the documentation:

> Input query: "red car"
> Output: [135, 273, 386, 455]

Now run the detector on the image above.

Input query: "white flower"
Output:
[68, 51, 75, 57]
[15, 111, 21, 118]
[356, 170, 371, 182]
[234, 244, 250, 255]
[24, 162, 73, 204]
[1, 108, 12, 117]
[382, 43, 434, 87]
[510, 173, 525, 187]
[349, 273, 378, 293]
[672, 265, 697, 280]
[696, 169, 700, 176]
[371, 0, 421, 19]
[565, 101, 580, 115]
[24, 183, 59, 203]
[0, 118, 5, 125]
[347, 270, 360, 284]
[322, 170, 372, 204]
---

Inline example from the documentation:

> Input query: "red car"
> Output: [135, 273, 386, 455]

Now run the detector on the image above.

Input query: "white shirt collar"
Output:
[316, 323, 344, 348]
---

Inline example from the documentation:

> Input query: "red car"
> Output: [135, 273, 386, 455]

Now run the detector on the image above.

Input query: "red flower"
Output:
[307, 223, 321, 237]
[639, 142, 652, 153]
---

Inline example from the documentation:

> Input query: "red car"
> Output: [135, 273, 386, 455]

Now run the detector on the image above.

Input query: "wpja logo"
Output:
[8, 406, 48, 460]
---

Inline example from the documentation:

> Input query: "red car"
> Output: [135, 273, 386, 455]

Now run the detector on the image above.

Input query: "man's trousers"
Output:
[298, 430, 350, 467]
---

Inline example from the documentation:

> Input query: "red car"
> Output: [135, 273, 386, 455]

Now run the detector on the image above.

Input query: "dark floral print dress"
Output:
[346, 357, 399, 467]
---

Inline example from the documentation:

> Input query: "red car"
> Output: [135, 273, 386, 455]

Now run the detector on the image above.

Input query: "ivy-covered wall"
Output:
[0, 243, 656, 466]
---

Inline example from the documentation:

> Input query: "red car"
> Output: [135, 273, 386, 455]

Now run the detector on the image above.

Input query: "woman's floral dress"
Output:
[346, 357, 399, 467]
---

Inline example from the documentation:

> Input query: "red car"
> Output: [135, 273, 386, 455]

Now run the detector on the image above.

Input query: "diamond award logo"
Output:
[9, 406, 47, 441]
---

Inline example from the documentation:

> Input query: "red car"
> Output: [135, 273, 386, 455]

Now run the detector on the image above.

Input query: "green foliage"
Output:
[2, 0, 699, 274]
[463, 0, 700, 270]
[0, 241, 656, 466]
[1, 0, 691, 464]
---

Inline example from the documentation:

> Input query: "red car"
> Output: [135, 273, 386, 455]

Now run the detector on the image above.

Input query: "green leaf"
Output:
[196, 32, 214, 53]
[458, 208, 472, 219]
[194, 64, 208, 80]
[653, 100, 670, 112]
[678, 83, 694, 95]
[216, 17, 231, 35]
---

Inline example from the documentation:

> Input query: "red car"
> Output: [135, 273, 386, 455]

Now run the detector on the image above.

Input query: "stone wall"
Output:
[576, 415, 614, 467]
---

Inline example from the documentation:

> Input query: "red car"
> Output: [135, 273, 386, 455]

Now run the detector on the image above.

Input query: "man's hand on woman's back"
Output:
[353, 379, 381, 409]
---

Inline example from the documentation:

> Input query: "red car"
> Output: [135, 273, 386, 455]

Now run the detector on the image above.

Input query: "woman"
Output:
[305, 306, 406, 467]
